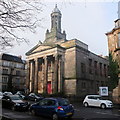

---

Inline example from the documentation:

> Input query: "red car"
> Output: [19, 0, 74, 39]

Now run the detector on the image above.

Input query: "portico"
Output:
[26, 46, 65, 94]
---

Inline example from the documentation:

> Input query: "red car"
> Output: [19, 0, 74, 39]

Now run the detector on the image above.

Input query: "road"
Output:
[1, 102, 120, 120]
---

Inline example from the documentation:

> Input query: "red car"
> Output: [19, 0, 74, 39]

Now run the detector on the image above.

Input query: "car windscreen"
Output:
[10, 96, 22, 100]
[58, 99, 70, 106]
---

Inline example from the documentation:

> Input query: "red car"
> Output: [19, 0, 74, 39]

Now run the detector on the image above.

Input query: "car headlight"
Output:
[16, 103, 20, 106]
[107, 101, 112, 104]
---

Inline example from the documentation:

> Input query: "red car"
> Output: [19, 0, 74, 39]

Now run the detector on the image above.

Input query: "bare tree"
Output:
[0, 0, 43, 49]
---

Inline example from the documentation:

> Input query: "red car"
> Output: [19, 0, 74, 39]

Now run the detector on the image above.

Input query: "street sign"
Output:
[99, 87, 108, 96]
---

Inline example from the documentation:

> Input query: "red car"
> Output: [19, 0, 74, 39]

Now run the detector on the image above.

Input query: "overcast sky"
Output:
[3, 0, 119, 59]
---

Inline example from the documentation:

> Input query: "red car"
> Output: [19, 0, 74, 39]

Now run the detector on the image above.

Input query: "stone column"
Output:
[29, 60, 35, 92]
[29, 61, 32, 92]
[51, 56, 54, 94]
[41, 58, 44, 93]
[26, 61, 30, 92]
[43, 56, 48, 93]
[58, 55, 62, 93]
[34, 58, 38, 93]
[53, 54, 59, 93]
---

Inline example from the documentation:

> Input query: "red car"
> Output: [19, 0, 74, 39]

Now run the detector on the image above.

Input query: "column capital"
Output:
[34, 58, 38, 61]
[43, 56, 48, 60]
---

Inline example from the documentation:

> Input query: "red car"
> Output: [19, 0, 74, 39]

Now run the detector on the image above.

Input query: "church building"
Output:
[26, 5, 108, 97]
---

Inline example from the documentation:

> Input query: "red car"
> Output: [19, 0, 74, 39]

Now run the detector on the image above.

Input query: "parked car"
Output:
[29, 97, 74, 120]
[25, 93, 43, 102]
[15, 91, 25, 99]
[3, 91, 13, 96]
[2, 95, 30, 111]
[0, 92, 3, 99]
[83, 95, 113, 109]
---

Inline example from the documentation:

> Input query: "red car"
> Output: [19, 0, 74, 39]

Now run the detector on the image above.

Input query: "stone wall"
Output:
[64, 47, 77, 95]
[76, 46, 108, 97]
[112, 80, 120, 104]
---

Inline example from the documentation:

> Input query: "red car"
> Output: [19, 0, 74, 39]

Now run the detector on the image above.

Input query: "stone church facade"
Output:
[26, 5, 108, 97]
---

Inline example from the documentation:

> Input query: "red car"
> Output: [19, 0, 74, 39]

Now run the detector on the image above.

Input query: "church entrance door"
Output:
[47, 81, 52, 94]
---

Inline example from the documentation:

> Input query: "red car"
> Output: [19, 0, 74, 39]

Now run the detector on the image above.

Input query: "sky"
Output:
[3, 0, 119, 59]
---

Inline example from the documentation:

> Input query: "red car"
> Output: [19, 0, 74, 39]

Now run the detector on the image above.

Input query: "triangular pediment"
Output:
[32, 45, 52, 53]
[26, 44, 53, 56]
[26, 42, 65, 56]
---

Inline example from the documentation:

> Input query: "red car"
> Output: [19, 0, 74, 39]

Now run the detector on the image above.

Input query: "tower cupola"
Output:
[44, 5, 66, 43]
[52, 4, 61, 13]
[51, 4, 61, 32]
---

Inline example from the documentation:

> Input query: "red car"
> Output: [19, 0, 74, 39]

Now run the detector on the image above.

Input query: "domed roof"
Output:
[52, 4, 61, 13]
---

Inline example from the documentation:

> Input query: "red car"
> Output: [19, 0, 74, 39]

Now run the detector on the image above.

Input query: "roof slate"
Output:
[1, 53, 23, 63]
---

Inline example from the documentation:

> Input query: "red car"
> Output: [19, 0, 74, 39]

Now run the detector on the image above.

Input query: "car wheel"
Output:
[84, 102, 89, 107]
[11, 106, 16, 111]
[52, 113, 58, 120]
[101, 104, 106, 109]
[31, 109, 36, 116]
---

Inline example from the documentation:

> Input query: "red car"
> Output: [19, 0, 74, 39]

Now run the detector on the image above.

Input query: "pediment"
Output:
[26, 42, 64, 56]
[26, 44, 52, 56]
[31, 45, 52, 53]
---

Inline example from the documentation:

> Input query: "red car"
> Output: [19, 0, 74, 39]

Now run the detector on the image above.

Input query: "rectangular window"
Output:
[81, 82, 86, 88]
[16, 78, 20, 84]
[89, 59, 92, 66]
[89, 59, 92, 74]
[104, 64, 107, 77]
[94, 61, 98, 75]
[99, 63, 102, 76]
[2, 85, 7, 90]
[16, 70, 21, 75]
[81, 63, 86, 73]
[3, 61, 9, 66]
[16, 63, 23, 69]
[2, 69, 8, 74]
[94, 61, 97, 68]
[2, 76, 8, 83]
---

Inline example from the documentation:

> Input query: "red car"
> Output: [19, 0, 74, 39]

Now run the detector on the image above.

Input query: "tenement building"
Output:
[106, 2, 120, 103]
[0, 53, 25, 92]
[26, 5, 108, 97]
[106, 2, 120, 74]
